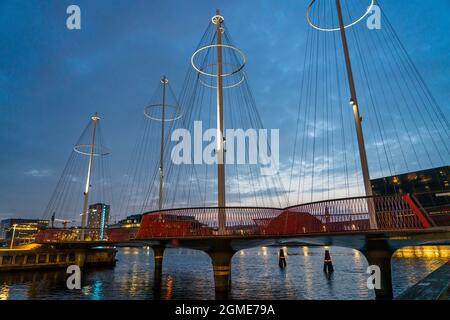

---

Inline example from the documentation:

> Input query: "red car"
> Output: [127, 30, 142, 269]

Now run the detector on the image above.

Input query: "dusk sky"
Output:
[1, 0, 449, 220]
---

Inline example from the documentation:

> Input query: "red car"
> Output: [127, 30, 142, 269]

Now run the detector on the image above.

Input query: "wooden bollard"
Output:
[323, 249, 334, 273]
[278, 248, 287, 269]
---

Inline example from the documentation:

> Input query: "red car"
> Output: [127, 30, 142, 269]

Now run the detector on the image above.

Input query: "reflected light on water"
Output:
[122, 247, 141, 255]
[1, 246, 448, 300]
[394, 246, 450, 259]
[391, 245, 450, 296]
[91, 280, 102, 300]
[0, 285, 10, 300]
[165, 275, 173, 300]
[303, 246, 309, 257]
[129, 267, 140, 295]
[352, 249, 362, 266]
[302, 247, 314, 297]
[82, 285, 91, 296]
[261, 246, 268, 256]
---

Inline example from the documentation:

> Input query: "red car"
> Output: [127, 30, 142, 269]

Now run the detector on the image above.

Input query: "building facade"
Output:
[0, 218, 49, 245]
[87, 203, 110, 240]
[371, 166, 449, 225]
[371, 166, 449, 196]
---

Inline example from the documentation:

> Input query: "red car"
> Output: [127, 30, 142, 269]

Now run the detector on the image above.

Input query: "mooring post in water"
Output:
[279, 248, 287, 269]
[323, 249, 334, 274]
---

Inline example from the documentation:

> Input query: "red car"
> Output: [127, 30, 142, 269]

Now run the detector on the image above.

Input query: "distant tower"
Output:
[87, 203, 110, 240]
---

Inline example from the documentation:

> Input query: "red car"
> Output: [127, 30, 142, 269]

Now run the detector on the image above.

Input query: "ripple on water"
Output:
[0, 245, 448, 300]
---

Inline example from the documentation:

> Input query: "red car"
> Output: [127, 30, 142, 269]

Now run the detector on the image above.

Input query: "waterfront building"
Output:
[106, 214, 141, 242]
[371, 166, 450, 225]
[87, 203, 110, 240]
[116, 214, 141, 228]
[0, 218, 49, 245]
[371, 166, 449, 196]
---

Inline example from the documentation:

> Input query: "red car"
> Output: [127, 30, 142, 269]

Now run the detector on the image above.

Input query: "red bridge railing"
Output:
[36, 194, 440, 242]
[136, 195, 427, 238]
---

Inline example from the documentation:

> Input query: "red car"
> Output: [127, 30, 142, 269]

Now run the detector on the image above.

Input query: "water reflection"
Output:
[394, 246, 450, 259]
[0, 285, 10, 300]
[0, 245, 447, 300]
[165, 275, 173, 300]
[303, 246, 309, 257]
[392, 246, 450, 297]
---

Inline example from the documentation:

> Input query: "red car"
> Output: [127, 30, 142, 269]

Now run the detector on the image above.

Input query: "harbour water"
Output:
[0, 245, 448, 300]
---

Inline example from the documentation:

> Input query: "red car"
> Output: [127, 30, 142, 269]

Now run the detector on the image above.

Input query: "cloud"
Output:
[24, 169, 51, 178]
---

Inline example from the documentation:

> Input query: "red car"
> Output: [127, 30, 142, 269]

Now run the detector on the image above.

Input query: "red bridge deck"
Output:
[35, 194, 447, 243]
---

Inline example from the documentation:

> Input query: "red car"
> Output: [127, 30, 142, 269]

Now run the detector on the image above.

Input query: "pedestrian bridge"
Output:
[34, 193, 450, 300]
[36, 194, 447, 243]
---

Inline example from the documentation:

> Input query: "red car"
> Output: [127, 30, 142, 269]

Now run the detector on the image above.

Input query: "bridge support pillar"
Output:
[208, 247, 235, 300]
[152, 245, 165, 300]
[361, 240, 395, 300]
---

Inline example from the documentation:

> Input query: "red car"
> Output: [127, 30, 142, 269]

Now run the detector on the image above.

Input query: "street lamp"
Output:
[10, 224, 18, 249]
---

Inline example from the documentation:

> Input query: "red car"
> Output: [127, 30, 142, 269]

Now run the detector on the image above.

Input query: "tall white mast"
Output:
[213, 10, 226, 233]
[81, 112, 100, 238]
[335, 0, 377, 228]
[159, 76, 168, 210]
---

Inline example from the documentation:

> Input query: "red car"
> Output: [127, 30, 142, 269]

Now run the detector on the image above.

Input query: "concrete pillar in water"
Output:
[323, 249, 334, 273]
[278, 248, 287, 269]
[208, 249, 235, 300]
[152, 245, 165, 300]
[361, 240, 395, 300]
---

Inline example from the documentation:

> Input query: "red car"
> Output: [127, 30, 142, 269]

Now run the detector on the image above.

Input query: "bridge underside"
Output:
[34, 194, 450, 300]
[137, 227, 450, 300]
[40, 226, 450, 251]
[35, 227, 450, 300]
[136, 227, 450, 252]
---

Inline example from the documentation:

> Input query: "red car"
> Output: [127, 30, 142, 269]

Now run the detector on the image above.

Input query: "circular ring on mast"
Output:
[144, 103, 182, 122]
[199, 74, 245, 89]
[306, 0, 375, 32]
[212, 14, 224, 25]
[198, 63, 245, 89]
[73, 144, 111, 156]
[191, 44, 246, 77]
